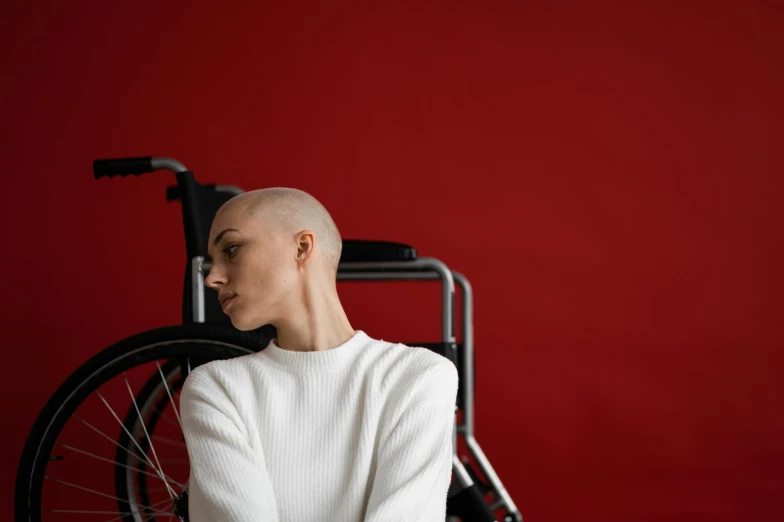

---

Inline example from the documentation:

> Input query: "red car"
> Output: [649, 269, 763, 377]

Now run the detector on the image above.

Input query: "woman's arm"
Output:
[364, 360, 459, 522]
[180, 368, 279, 522]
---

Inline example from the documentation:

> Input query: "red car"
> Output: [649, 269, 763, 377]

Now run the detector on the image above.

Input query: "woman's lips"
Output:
[221, 295, 236, 310]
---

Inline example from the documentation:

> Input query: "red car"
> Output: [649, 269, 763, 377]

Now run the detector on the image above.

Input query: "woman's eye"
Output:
[224, 245, 239, 257]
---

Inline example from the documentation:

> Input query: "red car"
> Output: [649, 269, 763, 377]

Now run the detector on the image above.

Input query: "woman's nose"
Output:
[204, 265, 226, 289]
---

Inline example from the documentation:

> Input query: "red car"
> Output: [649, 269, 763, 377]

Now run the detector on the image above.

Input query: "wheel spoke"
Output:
[71, 415, 182, 486]
[144, 486, 176, 492]
[96, 390, 177, 499]
[152, 434, 187, 448]
[56, 443, 186, 490]
[157, 459, 190, 465]
[122, 373, 178, 500]
[102, 497, 174, 522]
[156, 360, 183, 429]
[44, 476, 172, 515]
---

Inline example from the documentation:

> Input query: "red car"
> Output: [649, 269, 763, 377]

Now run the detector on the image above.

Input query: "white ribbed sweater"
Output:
[180, 330, 459, 522]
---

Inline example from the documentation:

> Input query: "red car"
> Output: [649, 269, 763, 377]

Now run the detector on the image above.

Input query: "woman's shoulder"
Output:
[361, 336, 458, 392]
[181, 351, 262, 394]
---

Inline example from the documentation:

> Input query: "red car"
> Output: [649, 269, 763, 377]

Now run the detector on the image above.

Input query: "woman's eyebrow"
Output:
[213, 228, 240, 246]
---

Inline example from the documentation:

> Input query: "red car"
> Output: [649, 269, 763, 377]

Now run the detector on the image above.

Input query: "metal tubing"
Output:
[151, 157, 189, 173]
[465, 436, 521, 521]
[339, 257, 454, 344]
[191, 256, 206, 323]
[451, 455, 474, 489]
[337, 272, 441, 281]
[452, 272, 474, 436]
[214, 185, 244, 195]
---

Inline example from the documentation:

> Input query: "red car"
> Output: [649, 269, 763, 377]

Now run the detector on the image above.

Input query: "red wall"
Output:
[2, 1, 782, 520]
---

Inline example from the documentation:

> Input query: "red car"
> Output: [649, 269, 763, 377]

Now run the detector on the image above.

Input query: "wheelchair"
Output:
[14, 157, 523, 522]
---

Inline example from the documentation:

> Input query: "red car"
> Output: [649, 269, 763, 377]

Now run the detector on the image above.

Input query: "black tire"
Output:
[14, 323, 271, 522]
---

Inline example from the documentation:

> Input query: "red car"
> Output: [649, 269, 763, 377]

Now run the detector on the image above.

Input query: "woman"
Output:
[180, 187, 458, 521]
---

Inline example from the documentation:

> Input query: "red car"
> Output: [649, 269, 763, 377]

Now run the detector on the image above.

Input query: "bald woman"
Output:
[179, 188, 459, 522]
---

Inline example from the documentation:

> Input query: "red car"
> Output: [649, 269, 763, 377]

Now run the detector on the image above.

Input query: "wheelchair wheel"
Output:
[15, 323, 270, 522]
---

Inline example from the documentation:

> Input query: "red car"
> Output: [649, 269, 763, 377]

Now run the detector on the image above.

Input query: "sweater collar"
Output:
[263, 330, 371, 372]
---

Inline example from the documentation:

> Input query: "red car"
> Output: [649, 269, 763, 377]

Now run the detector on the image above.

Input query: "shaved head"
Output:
[224, 187, 342, 277]
[205, 187, 345, 331]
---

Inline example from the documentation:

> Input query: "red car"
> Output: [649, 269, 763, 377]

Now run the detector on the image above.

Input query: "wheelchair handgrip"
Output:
[93, 157, 154, 179]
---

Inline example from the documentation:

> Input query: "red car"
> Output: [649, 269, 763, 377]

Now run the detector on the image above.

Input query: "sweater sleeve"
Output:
[364, 360, 459, 522]
[180, 367, 279, 522]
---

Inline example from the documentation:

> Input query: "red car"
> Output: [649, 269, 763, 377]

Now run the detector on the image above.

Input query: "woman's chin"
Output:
[230, 313, 263, 332]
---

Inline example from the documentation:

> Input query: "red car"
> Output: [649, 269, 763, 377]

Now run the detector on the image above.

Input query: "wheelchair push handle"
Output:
[93, 157, 190, 179]
[93, 157, 153, 178]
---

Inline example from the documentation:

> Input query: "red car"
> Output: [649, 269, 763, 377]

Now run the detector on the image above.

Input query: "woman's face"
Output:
[204, 202, 298, 331]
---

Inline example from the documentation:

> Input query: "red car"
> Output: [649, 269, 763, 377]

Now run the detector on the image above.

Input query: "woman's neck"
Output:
[273, 278, 355, 352]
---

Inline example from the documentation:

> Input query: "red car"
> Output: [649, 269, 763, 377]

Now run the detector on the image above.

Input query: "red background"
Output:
[2, 1, 782, 520]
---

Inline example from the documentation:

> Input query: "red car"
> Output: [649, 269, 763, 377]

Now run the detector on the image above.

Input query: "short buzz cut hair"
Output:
[239, 187, 343, 277]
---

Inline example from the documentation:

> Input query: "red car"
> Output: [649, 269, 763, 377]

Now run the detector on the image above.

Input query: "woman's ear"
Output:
[296, 230, 316, 263]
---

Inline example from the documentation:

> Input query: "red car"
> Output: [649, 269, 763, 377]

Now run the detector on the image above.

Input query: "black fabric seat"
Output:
[340, 239, 417, 262]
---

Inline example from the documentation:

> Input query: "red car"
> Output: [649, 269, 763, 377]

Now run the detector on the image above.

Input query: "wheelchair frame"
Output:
[97, 156, 522, 522]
